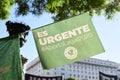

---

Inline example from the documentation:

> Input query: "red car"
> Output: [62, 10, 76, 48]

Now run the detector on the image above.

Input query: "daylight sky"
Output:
[0, 7, 120, 70]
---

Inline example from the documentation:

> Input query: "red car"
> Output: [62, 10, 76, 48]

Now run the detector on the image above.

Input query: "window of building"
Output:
[89, 76, 91, 79]
[85, 76, 87, 79]
[88, 60, 89, 62]
[111, 71, 113, 73]
[73, 70, 75, 72]
[96, 77, 98, 79]
[61, 73, 65, 76]
[81, 75, 83, 78]
[81, 71, 83, 73]
[74, 74, 76, 77]
[61, 68, 65, 70]
[69, 65, 71, 68]
[88, 72, 91, 75]
[47, 72, 50, 75]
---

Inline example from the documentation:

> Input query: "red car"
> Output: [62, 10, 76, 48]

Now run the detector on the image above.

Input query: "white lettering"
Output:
[54, 34, 62, 41]
[37, 31, 48, 38]
[39, 38, 47, 45]
[47, 36, 55, 44]
[83, 25, 90, 32]
[38, 25, 91, 45]
[61, 32, 69, 39]
[68, 30, 77, 37]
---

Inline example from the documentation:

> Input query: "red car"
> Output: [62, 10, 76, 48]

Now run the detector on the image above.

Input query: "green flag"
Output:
[0, 35, 23, 80]
[32, 13, 105, 69]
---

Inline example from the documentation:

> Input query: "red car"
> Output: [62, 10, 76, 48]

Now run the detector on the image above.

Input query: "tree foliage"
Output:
[0, 0, 120, 21]
[0, 0, 14, 19]
[66, 77, 76, 80]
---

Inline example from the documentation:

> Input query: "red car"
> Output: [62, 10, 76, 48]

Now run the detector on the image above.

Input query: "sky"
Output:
[0, 7, 120, 70]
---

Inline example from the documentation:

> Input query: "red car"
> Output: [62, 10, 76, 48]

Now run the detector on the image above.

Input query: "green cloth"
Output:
[0, 35, 23, 80]
[32, 13, 105, 69]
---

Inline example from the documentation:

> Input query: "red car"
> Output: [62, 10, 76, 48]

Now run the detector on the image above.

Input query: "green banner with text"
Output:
[32, 13, 105, 69]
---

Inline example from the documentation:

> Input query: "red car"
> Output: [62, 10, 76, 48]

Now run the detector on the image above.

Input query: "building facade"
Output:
[26, 58, 120, 80]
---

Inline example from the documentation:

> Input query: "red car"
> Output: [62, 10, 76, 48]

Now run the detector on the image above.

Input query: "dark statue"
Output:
[5, 21, 30, 47]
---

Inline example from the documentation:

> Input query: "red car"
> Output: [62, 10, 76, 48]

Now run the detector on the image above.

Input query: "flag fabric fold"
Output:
[0, 35, 23, 80]
[32, 13, 105, 69]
